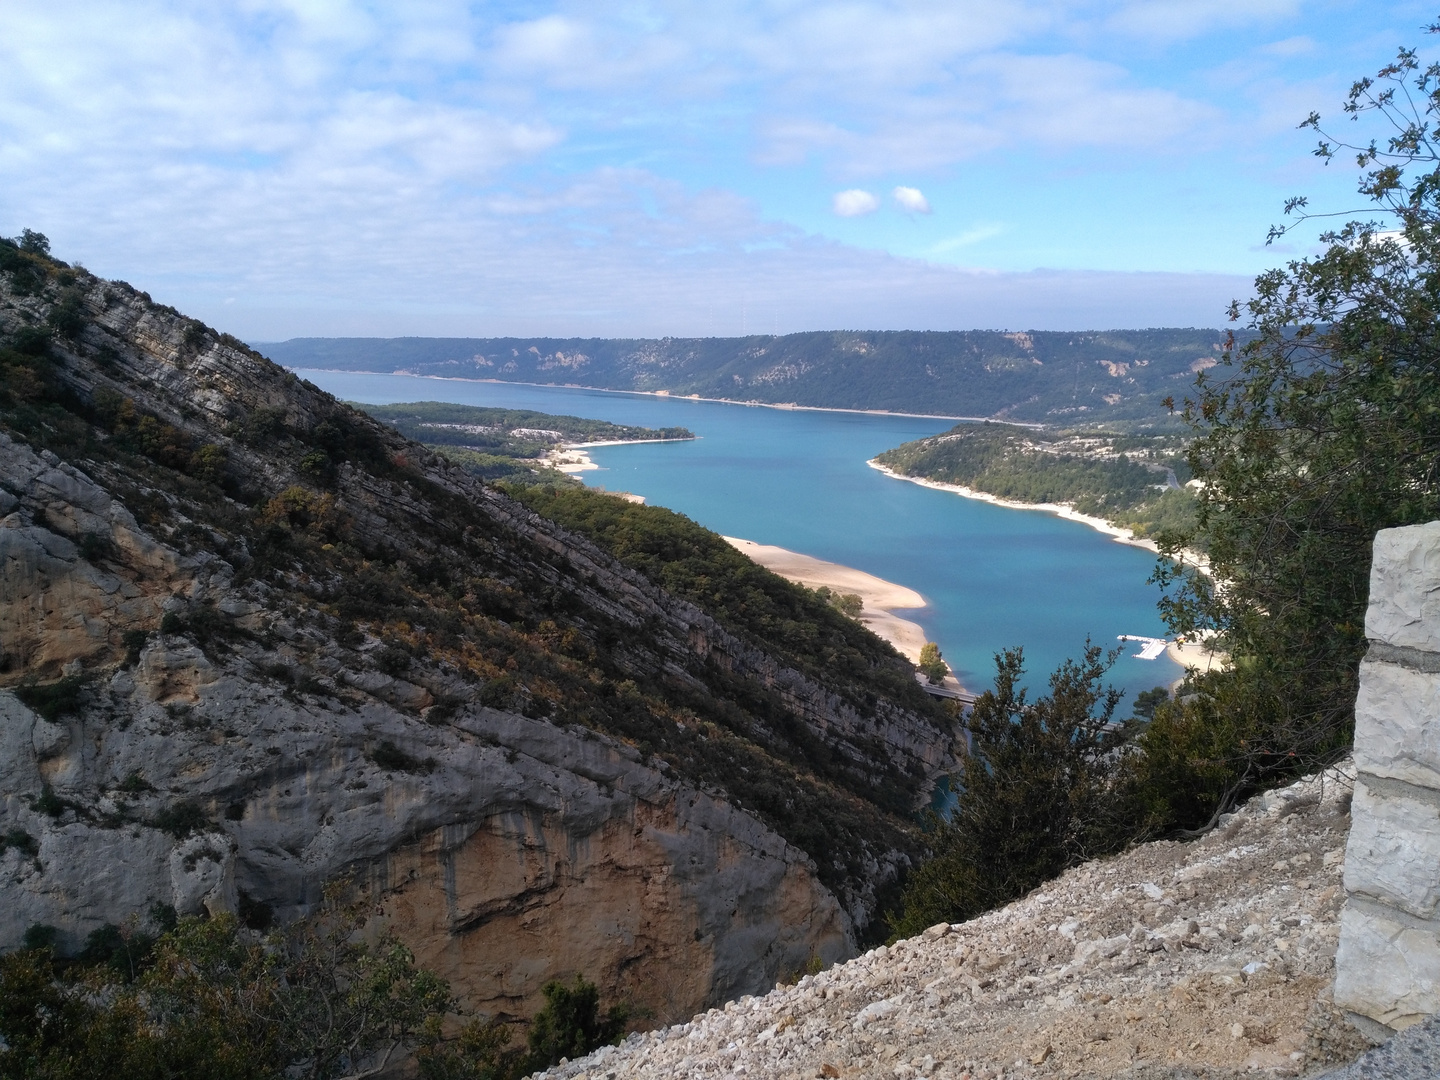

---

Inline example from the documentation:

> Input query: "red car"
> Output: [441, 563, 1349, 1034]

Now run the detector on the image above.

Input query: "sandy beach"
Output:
[722, 536, 968, 698]
[867, 460, 1161, 552]
[723, 536, 929, 662]
[1165, 631, 1229, 675]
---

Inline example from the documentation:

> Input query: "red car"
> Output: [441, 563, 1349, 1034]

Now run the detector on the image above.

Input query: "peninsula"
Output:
[355, 400, 693, 483]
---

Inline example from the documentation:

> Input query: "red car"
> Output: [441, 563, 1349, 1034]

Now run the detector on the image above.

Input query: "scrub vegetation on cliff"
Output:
[0, 234, 950, 901]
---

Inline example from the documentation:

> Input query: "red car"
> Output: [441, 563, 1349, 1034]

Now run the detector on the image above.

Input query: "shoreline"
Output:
[868, 460, 1210, 571]
[290, 367, 1004, 423]
[722, 536, 969, 696]
[870, 461, 1224, 687]
[1165, 631, 1228, 676]
[545, 436, 693, 475]
[867, 460, 1159, 552]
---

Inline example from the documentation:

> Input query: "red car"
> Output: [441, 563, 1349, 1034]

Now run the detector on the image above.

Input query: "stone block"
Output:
[1368, 521, 1440, 652]
[1335, 903, 1440, 1030]
[1344, 780, 1440, 920]
[1353, 661, 1440, 790]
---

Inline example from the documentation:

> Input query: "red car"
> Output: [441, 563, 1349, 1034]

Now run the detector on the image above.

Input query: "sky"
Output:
[1, 0, 1430, 339]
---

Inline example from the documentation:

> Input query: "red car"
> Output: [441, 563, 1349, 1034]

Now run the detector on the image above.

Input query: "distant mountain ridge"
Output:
[256, 329, 1233, 426]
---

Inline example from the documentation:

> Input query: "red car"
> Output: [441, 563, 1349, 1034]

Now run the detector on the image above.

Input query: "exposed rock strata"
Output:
[0, 266, 956, 1021]
[544, 767, 1370, 1080]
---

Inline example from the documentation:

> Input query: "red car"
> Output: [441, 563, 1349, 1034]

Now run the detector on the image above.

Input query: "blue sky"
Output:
[1, 1, 1428, 338]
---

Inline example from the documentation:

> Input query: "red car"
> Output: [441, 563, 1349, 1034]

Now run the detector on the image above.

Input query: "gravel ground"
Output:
[539, 765, 1374, 1080]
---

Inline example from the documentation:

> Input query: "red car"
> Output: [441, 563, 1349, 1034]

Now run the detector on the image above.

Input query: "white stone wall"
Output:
[1335, 520, 1440, 1031]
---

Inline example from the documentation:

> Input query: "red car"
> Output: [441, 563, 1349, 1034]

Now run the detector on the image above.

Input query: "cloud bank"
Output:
[0, 0, 1381, 338]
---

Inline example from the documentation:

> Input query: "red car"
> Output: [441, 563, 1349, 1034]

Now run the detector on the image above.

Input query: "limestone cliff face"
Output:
[2, 670, 848, 1024]
[0, 263, 955, 1022]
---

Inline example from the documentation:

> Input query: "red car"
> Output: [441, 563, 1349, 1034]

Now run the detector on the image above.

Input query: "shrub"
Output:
[1, 830, 38, 858]
[917, 642, 947, 685]
[369, 740, 435, 775]
[891, 644, 1129, 938]
[30, 785, 71, 819]
[0, 894, 451, 1080]
[237, 892, 274, 932]
[521, 976, 629, 1074]
[21, 923, 58, 951]
[77, 531, 113, 562]
[189, 442, 228, 485]
[46, 290, 86, 339]
[122, 629, 149, 665]
[150, 800, 212, 838]
[15, 676, 86, 720]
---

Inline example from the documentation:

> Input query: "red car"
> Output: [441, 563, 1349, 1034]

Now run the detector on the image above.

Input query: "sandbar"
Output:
[723, 536, 938, 670]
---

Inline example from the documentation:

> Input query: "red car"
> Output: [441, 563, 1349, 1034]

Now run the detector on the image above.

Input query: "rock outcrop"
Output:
[542, 767, 1366, 1079]
[0, 256, 956, 1023]
[1335, 520, 1440, 1035]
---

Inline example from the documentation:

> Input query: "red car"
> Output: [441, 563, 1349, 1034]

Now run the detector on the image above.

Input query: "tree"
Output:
[918, 641, 948, 684]
[891, 644, 1127, 937]
[18, 229, 50, 257]
[522, 976, 629, 1073]
[1150, 31, 1440, 826]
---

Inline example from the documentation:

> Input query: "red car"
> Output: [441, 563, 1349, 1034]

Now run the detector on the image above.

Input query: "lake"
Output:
[297, 370, 1183, 703]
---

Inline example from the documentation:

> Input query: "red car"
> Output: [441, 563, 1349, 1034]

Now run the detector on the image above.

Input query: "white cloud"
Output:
[832, 189, 880, 217]
[893, 186, 931, 213]
[829, 190, 881, 217]
[1259, 35, 1316, 57]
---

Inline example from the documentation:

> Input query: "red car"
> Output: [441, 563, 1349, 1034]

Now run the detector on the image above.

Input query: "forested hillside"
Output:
[259, 329, 1230, 424]
[875, 423, 1197, 539]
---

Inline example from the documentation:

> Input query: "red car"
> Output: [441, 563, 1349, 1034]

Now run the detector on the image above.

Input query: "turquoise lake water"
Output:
[298, 370, 1183, 703]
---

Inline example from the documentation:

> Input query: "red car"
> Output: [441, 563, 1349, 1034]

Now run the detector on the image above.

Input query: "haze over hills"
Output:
[257, 329, 1233, 426]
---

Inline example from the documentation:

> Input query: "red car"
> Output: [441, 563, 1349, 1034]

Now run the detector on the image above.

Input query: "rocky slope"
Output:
[541, 766, 1371, 1080]
[0, 243, 956, 1024]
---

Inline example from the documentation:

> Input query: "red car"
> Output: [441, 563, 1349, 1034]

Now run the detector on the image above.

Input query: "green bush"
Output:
[149, 801, 212, 838]
[369, 740, 435, 775]
[522, 976, 629, 1073]
[15, 677, 86, 721]
[891, 644, 1128, 938]
[1, 831, 38, 858]
[917, 642, 948, 685]
[0, 896, 451, 1080]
